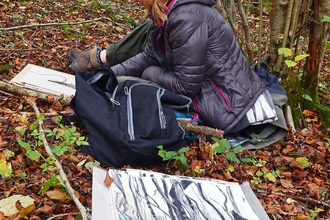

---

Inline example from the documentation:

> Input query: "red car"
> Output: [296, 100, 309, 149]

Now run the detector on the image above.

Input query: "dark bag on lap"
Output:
[70, 66, 192, 167]
[106, 20, 153, 66]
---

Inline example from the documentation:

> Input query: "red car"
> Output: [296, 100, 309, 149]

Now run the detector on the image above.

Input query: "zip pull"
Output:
[124, 87, 129, 95]
[110, 98, 120, 105]
[161, 110, 166, 125]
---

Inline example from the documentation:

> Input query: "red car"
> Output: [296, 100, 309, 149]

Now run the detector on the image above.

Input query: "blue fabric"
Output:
[175, 112, 199, 140]
[252, 61, 287, 95]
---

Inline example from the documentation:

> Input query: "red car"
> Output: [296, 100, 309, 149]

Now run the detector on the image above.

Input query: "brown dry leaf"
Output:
[66, 214, 75, 220]
[308, 183, 321, 200]
[35, 205, 53, 215]
[19, 203, 35, 217]
[25, 97, 38, 105]
[104, 171, 114, 187]
[280, 171, 292, 179]
[292, 170, 308, 178]
[46, 189, 67, 202]
[296, 213, 308, 220]
[16, 154, 23, 163]
[46, 95, 55, 103]
[191, 159, 202, 171]
[50, 101, 63, 111]
[312, 177, 323, 186]
[280, 179, 293, 189]
[283, 203, 294, 211]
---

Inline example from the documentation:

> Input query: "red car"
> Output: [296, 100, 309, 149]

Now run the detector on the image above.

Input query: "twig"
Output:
[0, 48, 43, 52]
[177, 120, 224, 139]
[257, 189, 330, 209]
[29, 99, 90, 220]
[46, 212, 80, 220]
[0, 17, 120, 31]
[0, 80, 72, 105]
[1, 109, 74, 117]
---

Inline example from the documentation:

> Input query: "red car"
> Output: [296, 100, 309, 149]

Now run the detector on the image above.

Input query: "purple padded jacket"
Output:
[111, 0, 265, 133]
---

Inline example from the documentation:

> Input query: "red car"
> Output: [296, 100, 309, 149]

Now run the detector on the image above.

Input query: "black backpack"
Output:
[70, 66, 192, 167]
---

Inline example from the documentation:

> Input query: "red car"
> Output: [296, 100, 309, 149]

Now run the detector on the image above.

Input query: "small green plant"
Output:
[241, 156, 268, 167]
[194, 166, 205, 174]
[251, 171, 263, 184]
[307, 207, 323, 220]
[40, 156, 56, 172]
[38, 175, 64, 195]
[44, 116, 89, 156]
[250, 169, 280, 184]
[278, 47, 309, 68]
[212, 137, 242, 163]
[17, 138, 41, 161]
[157, 145, 189, 165]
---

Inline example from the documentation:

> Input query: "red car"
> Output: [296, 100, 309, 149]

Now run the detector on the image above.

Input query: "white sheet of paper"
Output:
[92, 167, 270, 220]
[10, 64, 75, 96]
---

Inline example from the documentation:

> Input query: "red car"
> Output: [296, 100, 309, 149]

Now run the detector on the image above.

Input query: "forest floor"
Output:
[0, 0, 330, 219]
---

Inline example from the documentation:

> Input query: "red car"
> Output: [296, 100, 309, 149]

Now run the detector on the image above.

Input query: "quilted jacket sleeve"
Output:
[142, 13, 208, 97]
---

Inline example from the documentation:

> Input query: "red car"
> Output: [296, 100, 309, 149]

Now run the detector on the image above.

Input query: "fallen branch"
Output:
[29, 99, 90, 220]
[257, 189, 330, 209]
[178, 120, 224, 139]
[46, 212, 80, 220]
[0, 81, 72, 105]
[2, 109, 74, 117]
[0, 48, 43, 52]
[0, 17, 120, 31]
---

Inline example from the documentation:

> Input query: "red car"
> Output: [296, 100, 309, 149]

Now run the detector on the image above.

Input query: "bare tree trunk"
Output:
[267, 0, 290, 74]
[272, 0, 294, 76]
[214, 0, 229, 22]
[235, 0, 254, 63]
[302, 0, 330, 98]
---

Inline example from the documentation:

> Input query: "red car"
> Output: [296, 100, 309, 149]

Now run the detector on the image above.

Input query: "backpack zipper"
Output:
[109, 86, 120, 105]
[126, 83, 167, 140]
[157, 88, 166, 129]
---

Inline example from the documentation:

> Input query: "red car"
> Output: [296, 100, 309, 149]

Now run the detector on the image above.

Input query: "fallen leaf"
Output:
[104, 171, 114, 187]
[19, 203, 35, 217]
[280, 179, 293, 189]
[292, 170, 308, 178]
[25, 97, 38, 105]
[35, 205, 53, 215]
[46, 189, 67, 202]
[0, 195, 35, 217]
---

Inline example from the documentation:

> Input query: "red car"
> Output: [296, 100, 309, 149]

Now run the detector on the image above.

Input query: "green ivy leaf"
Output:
[165, 151, 177, 158]
[179, 154, 187, 164]
[233, 146, 242, 153]
[213, 146, 227, 153]
[285, 60, 297, 67]
[225, 152, 236, 159]
[38, 175, 61, 194]
[27, 150, 40, 161]
[302, 94, 313, 101]
[294, 54, 309, 62]
[178, 147, 189, 154]
[17, 139, 31, 149]
[322, 15, 330, 23]
[278, 48, 292, 57]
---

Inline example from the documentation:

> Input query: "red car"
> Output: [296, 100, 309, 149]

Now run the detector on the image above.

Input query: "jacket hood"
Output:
[169, 0, 216, 9]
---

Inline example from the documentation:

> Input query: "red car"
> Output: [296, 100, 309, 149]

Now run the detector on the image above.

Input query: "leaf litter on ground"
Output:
[0, 0, 330, 219]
